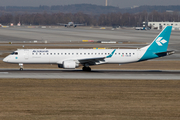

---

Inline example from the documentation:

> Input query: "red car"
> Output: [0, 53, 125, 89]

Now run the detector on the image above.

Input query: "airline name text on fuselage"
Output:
[33, 50, 49, 52]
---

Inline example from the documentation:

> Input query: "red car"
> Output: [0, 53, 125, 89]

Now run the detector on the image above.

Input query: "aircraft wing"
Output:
[78, 57, 105, 64]
[57, 49, 116, 65]
[77, 49, 116, 64]
[56, 57, 105, 65]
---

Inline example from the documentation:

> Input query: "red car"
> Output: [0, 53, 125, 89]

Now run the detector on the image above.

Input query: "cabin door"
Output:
[24, 50, 29, 59]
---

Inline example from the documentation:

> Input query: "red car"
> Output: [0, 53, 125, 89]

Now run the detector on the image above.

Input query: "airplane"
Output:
[57, 22, 85, 28]
[3, 26, 174, 71]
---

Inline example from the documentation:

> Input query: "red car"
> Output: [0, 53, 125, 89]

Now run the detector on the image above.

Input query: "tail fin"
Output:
[142, 26, 172, 52]
[139, 26, 172, 61]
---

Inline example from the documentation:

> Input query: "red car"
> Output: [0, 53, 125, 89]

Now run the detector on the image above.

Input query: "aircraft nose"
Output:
[3, 57, 8, 62]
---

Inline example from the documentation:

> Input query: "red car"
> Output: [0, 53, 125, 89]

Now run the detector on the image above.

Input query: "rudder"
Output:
[139, 26, 172, 61]
[147, 26, 172, 52]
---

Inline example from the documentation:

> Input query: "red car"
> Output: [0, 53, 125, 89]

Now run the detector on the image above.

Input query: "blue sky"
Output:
[1, 0, 180, 8]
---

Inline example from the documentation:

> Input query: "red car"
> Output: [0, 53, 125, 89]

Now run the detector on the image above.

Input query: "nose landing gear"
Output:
[19, 63, 24, 71]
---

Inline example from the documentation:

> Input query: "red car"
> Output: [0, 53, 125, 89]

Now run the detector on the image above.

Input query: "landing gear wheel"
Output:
[82, 67, 91, 71]
[82, 67, 85, 71]
[20, 68, 23, 71]
[87, 67, 91, 71]
[19, 63, 24, 71]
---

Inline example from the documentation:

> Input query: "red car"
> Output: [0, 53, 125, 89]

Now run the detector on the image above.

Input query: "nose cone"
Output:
[3, 57, 8, 62]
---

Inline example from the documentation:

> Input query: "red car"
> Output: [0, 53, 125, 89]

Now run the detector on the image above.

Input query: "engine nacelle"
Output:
[58, 61, 79, 69]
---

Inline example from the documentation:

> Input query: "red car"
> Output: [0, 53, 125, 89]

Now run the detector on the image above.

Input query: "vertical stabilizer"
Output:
[140, 26, 172, 61]
[147, 26, 172, 52]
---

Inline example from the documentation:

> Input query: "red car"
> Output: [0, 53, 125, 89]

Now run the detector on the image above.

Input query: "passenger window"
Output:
[58, 53, 59, 55]
[84, 53, 86, 55]
[76, 53, 78, 55]
[88, 53, 90, 55]
[115, 53, 117, 55]
[15, 52, 18, 55]
[47, 53, 48, 55]
[36, 53, 38, 55]
[61, 53, 63, 55]
[119, 53, 120, 55]
[101, 53, 103, 55]
[68, 53, 70, 55]
[43, 53, 45, 55]
[72, 53, 74, 55]
[54, 53, 56, 55]
[80, 53, 82, 55]
[50, 53, 52, 55]
[105, 53, 107, 55]
[65, 53, 67, 55]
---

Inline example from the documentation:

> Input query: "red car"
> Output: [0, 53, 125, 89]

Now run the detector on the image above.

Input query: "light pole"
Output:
[105, 0, 108, 6]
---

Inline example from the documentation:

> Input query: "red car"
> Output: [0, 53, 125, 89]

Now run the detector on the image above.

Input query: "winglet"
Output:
[106, 49, 116, 58]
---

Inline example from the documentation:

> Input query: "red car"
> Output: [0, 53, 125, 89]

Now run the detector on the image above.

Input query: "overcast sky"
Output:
[1, 0, 180, 8]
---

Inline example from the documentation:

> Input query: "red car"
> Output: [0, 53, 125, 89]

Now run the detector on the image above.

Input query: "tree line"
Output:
[1, 5, 180, 14]
[0, 11, 180, 27]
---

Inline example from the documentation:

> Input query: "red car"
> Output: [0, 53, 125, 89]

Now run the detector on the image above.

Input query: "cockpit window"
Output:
[11, 52, 18, 55]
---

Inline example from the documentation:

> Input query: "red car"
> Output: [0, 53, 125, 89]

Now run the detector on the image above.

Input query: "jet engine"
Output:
[58, 61, 79, 69]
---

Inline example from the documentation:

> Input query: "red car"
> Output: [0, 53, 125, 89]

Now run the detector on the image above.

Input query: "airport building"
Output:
[146, 22, 180, 30]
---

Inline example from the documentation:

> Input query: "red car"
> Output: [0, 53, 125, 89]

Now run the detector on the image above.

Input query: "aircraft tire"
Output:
[82, 67, 91, 71]
[20, 68, 23, 71]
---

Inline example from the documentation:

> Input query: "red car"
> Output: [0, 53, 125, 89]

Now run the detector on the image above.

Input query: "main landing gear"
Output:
[19, 63, 24, 71]
[82, 66, 91, 71]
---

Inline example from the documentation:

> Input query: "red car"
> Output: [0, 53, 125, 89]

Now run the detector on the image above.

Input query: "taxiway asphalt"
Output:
[0, 69, 180, 80]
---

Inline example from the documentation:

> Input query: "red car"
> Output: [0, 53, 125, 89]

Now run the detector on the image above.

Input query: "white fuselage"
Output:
[3, 26, 173, 70]
[3, 49, 145, 64]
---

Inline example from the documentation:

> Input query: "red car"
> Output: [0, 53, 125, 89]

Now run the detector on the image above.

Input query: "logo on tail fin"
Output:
[156, 37, 167, 46]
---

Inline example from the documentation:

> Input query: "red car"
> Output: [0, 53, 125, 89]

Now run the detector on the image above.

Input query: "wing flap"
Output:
[78, 57, 105, 64]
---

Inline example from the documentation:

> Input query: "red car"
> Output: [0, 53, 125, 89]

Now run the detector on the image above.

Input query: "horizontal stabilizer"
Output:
[155, 50, 175, 57]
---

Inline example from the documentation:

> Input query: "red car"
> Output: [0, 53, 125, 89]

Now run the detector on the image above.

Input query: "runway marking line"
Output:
[0, 72, 9, 74]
